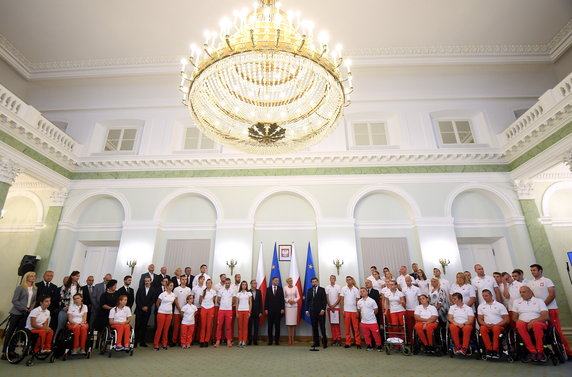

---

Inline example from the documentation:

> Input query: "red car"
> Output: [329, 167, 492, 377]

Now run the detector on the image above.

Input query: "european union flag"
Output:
[301, 242, 316, 324]
[269, 242, 282, 287]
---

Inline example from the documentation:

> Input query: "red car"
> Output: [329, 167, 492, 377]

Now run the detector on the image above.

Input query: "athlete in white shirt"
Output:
[433, 268, 450, 295]
[180, 295, 197, 348]
[199, 279, 216, 347]
[67, 293, 88, 354]
[357, 288, 381, 351]
[325, 275, 342, 346]
[109, 295, 132, 350]
[471, 264, 502, 304]
[154, 281, 175, 350]
[528, 264, 572, 356]
[402, 276, 420, 343]
[235, 281, 252, 347]
[396, 266, 409, 290]
[512, 285, 549, 361]
[340, 276, 361, 348]
[384, 280, 406, 341]
[414, 295, 439, 349]
[193, 264, 211, 289]
[477, 289, 509, 357]
[450, 272, 477, 309]
[172, 276, 191, 346]
[447, 293, 474, 355]
[215, 279, 236, 347]
[26, 295, 53, 354]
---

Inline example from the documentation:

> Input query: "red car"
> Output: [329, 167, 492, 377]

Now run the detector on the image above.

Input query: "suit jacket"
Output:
[92, 282, 106, 311]
[265, 285, 285, 313]
[306, 286, 327, 314]
[155, 274, 170, 288]
[135, 285, 157, 314]
[80, 285, 93, 307]
[183, 274, 195, 287]
[117, 286, 135, 308]
[170, 276, 181, 289]
[10, 285, 37, 315]
[139, 272, 160, 289]
[367, 287, 381, 303]
[250, 289, 263, 316]
[36, 281, 59, 311]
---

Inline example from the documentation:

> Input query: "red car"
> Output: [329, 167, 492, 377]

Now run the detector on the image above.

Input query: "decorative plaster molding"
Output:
[48, 189, 68, 207]
[414, 217, 455, 227]
[564, 149, 572, 172]
[0, 156, 23, 184]
[355, 220, 414, 230]
[254, 221, 316, 231]
[513, 180, 535, 200]
[57, 222, 123, 232]
[0, 223, 44, 233]
[538, 217, 572, 227]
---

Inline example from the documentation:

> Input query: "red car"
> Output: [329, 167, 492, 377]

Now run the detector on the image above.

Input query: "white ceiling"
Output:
[0, 0, 571, 78]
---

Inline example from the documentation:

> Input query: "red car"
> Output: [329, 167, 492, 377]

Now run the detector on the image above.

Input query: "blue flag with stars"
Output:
[269, 242, 282, 288]
[301, 242, 316, 324]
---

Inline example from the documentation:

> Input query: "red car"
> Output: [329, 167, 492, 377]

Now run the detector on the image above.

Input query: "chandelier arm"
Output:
[203, 44, 214, 59]
[225, 35, 234, 51]
[275, 29, 281, 47]
[297, 35, 306, 52]
[250, 29, 256, 47]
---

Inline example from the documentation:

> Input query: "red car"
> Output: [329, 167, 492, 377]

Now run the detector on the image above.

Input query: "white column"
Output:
[212, 220, 254, 281]
[316, 218, 358, 282]
[415, 217, 462, 281]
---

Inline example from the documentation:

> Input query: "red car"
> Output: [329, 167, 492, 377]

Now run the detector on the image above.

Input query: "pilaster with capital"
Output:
[0, 157, 23, 209]
[513, 180, 535, 200]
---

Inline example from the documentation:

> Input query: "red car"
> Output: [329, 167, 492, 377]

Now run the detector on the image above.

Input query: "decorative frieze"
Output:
[513, 180, 535, 200]
[0, 157, 23, 184]
[48, 189, 68, 207]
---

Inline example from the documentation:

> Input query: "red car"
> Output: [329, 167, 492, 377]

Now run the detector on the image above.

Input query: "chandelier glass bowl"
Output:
[179, 0, 353, 154]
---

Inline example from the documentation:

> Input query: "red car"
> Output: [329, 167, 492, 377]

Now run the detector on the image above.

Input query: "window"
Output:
[104, 128, 137, 151]
[183, 127, 215, 150]
[352, 122, 388, 146]
[438, 120, 474, 144]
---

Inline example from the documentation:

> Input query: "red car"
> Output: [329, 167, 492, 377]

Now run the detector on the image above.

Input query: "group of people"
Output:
[2, 261, 571, 363]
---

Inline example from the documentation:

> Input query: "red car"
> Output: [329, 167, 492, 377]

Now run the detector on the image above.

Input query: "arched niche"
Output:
[77, 196, 125, 225]
[160, 194, 217, 224]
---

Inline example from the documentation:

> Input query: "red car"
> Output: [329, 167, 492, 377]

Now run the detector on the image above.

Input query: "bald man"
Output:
[471, 264, 502, 304]
[512, 286, 549, 362]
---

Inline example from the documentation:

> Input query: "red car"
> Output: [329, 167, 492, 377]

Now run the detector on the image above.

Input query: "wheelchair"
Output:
[381, 312, 412, 356]
[474, 324, 515, 363]
[98, 325, 134, 357]
[513, 324, 567, 365]
[51, 325, 93, 361]
[5, 328, 55, 366]
[445, 323, 481, 359]
[412, 321, 447, 356]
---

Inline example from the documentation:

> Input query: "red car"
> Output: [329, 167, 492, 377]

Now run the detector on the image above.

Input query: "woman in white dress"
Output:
[284, 277, 300, 345]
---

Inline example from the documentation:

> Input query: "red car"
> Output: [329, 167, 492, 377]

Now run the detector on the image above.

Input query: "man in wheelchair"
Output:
[512, 286, 549, 362]
[26, 295, 54, 355]
[477, 289, 509, 359]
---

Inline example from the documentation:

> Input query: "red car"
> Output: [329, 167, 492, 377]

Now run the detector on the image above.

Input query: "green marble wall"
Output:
[0, 181, 9, 210]
[519, 199, 572, 326]
[34, 206, 63, 273]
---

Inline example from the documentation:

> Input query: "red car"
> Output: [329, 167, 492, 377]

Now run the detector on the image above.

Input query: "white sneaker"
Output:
[71, 349, 78, 355]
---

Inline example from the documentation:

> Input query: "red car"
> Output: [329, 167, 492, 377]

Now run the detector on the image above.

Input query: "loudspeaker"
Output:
[18, 255, 39, 276]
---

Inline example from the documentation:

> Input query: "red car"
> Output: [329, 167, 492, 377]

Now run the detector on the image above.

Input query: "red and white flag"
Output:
[256, 242, 267, 324]
[288, 243, 303, 324]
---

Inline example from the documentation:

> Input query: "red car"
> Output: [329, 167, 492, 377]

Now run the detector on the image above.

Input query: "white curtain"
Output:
[360, 237, 410, 278]
[164, 239, 211, 275]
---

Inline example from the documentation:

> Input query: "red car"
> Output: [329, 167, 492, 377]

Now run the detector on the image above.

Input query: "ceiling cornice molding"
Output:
[2, 20, 571, 80]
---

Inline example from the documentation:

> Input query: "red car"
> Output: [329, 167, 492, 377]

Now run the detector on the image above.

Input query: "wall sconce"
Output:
[439, 258, 451, 274]
[226, 259, 237, 276]
[126, 260, 137, 275]
[333, 258, 344, 275]
[0, 209, 5, 219]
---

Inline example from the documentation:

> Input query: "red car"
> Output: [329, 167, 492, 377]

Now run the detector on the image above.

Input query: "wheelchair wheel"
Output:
[6, 329, 31, 364]
[26, 359, 34, 367]
[49, 352, 56, 363]
[129, 349, 134, 356]
[385, 344, 391, 355]
[402, 346, 412, 356]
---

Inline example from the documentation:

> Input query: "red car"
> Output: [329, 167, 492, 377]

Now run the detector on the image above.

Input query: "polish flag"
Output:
[256, 242, 267, 325]
[288, 243, 303, 324]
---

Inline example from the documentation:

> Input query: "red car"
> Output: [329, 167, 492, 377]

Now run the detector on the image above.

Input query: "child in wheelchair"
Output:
[26, 295, 53, 354]
[67, 293, 89, 355]
[108, 295, 132, 351]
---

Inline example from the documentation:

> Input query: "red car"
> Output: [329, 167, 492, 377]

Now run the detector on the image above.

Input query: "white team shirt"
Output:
[385, 290, 406, 313]
[471, 275, 498, 304]
[236, 291, 252, 311]
[181, 303, 197, 325]
[325, 284, 341, 309]
[528, 277, 557, 309]
[513, 297, 548, 322]
[478, 300, 508, 325]
[341, 286, 360, 312]
[357, 297, 378, 324]
[157, 292, 176, 314]
[448, 304, 474, 324]
[192, 285, 203, 308]
[218, 288, 236, 311]
[193, 273, 211, 288]
[414, 304, 438, 319]
[402, 285, 421, 311]
[173, 286, 192, 314]
[396, 275, 409, 290]
[416, 279, 430, 295]
[438, 277, 451, 294]
[200, 289, 216, 309]
[214, 282, 224, 306]
[505, 281, 524, 311]
[68, 303, 87, 324]
[26, 306, 50, 330]
[450, 284, 476, 306]
[371, 279, 384, 291]
[109, 306, 132, 322]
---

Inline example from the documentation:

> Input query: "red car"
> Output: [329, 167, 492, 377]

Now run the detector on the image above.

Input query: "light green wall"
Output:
[255, 193, 316, 222]
[77, 197, 124, 224]
[452, 191, 505, 219]
[34, 206, 63, 273]
[547, 188, 572, 218]
[355, 193, 412, 220]
[3, 196, 38, 223]
[0, 181, 10, 210]
[162, 195, 217, 223]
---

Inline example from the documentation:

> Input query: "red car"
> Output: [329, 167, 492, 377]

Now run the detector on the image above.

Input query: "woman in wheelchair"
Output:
[108, 295, 132, 351]
[448, 293, 474, 356]
[25, 295, 53, 354]
[477, 289, 509, 358]
[512, 286, 549, 362]
[413, 294, 439, 350]
[67, 293, 88, 355]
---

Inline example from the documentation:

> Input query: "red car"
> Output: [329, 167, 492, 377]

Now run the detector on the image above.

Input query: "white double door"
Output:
[82, 246, 118, 281]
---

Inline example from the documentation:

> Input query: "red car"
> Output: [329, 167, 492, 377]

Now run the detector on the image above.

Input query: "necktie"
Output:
[314, 287, 317, 296]
[273, 286, 276, 295]
[89, 286, 93, 294]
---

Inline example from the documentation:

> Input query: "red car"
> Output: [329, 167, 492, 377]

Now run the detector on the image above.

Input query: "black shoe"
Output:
[356, 345, 362, 349]
[268, 341, 273, 346]
[366, 345, 373, 351]
[377, 346, 383, 352]
[140, 343, 148, 348]
[247, 341, 252, 346]
[253, 341, 258, 345]
[275, 342, 280, 346]
[312, 344, 319, 348]
[169, 342, 176, 347]
[344, 344, 350, 349]
[323, 343, 328, 349]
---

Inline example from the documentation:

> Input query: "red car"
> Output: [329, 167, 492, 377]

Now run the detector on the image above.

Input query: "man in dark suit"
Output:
[36, 270, 60, 329]
[135, 276, 156, 347]
[183, 267, 194, 287]
[305, 277, 328, 348]
[139, 264, 159, 289]
[247, 279, 263, 345]
[117, 275, 135, 308]
[264, 277, 284, 345]
[92, 273, 112, 330]
[81, 275, 96, 322]
[158, 266, 170, 284]
[365, 279, 380, 303]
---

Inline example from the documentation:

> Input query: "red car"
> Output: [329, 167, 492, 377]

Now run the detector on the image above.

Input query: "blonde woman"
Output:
[429, 278, 449, 323]
[450, 272, 476, 308]
[1, 271, 37, 359]
[284, 277, 300, 344]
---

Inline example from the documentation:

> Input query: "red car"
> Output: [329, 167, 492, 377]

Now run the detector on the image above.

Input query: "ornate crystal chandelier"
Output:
[179, 0, 353, 154]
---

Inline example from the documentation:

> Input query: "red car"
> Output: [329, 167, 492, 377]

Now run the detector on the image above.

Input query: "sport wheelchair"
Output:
[445, 324, 480, 359]
[512, 324, 567, 365]
[52, 325, 93, 361]
[5, 328, 55, 366]
[412, 321, 447, 356]
[474, 324, 515, 363]
[98, 325, 134, 357]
